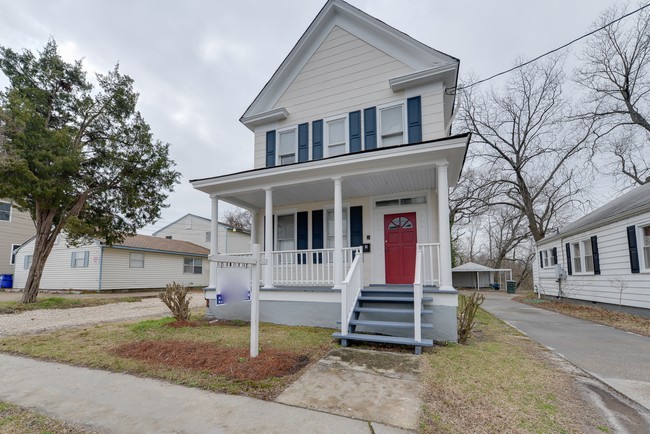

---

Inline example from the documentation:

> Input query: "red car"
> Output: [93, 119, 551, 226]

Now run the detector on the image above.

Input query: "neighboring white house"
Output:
[13, 233, 209, 291]
[152, 213, 250, 253]
[190, 0, 470, 346]
[0, 200, 35, 278]
[534, 182, 650, 310]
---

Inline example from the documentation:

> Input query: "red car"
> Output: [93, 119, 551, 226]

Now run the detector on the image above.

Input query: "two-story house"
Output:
[0, 200, 35, 281]
[191, 0, 470, 349]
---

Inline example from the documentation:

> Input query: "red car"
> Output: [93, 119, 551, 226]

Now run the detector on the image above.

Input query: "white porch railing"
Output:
[269, 247, 361, 287]
[413, 247, 424, 344]
[417, 243, 441, 287]
[339, 252, 363, 337]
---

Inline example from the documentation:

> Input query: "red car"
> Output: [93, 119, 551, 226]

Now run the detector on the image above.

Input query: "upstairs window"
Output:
[379, 104, 404, 147]
[325, 117, 347, 157]
[277, 128, 297, 165]
[10, 244, 20, 265]
[205, 231, 211, 242]
[0, 202, 10, 221]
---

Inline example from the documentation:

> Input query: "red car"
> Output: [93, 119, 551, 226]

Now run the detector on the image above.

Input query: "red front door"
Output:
[384, 212, 417, 284]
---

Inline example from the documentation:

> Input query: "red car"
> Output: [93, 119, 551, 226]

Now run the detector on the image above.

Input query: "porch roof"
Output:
[191, 133, 470, 210]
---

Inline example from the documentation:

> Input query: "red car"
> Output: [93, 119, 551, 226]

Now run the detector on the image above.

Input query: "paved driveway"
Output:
[480, 292, 650, 411]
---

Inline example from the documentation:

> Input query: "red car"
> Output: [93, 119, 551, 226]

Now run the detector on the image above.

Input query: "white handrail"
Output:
[340, 252, 363, 337]
[269, 247, 360, 287]
[413, 248, 423, 343]
[416, 243, 441, 287]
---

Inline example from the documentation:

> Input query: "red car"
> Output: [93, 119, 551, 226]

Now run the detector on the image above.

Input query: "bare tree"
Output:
[482, 206, 530, 269]
[223, 208, 252, 231]
[459, 56, 594, 242]
[577, 3, 650, 185]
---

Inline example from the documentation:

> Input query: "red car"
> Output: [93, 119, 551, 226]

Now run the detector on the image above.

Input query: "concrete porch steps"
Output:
[349, 319, 434, 329]
[331, 332, 434, 347]
[354, 307, 433, 315]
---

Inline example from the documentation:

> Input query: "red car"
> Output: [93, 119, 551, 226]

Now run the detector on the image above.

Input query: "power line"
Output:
[451, 3, 650, 93]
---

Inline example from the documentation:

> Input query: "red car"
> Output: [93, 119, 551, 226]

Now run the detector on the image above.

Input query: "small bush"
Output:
[159, 282, 192, 321]
[457, 292, 484, 344]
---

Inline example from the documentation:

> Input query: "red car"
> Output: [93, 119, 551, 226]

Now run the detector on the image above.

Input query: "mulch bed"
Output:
[111, 340, 309, 381]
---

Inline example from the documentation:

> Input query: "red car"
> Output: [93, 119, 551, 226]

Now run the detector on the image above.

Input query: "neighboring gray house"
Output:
[13, 234, 209, 291]
[534, 182, 650, 310]
[153, 213, 250, 253]
[191, 0, 469, 348]
[0, 200, 35, 277]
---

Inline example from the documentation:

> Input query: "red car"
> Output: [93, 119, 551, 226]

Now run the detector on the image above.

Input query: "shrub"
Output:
[457, 292, 484, 344]
[159, 282, 192, 321]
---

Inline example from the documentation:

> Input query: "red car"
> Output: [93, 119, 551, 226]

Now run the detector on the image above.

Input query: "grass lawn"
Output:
[517, 293, 650, 337]
[0, 316, 335, 400]
[0, 401, 95, 434]
[420, 308, 610, 434]
[0, 296, 142, 314]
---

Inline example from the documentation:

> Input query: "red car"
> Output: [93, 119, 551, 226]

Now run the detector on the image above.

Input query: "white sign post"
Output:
[211, 243, 265, 358]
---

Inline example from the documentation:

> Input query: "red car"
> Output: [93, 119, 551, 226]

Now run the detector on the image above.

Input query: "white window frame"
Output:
[183, 257, 203, 274]
[0, 201, 11, 222]
[205, 231, 211, 242]
[571, 239, 594, 275]
[10, 244, 20, 265]
[377, 101, 407, 148]
[71, 251, 89, 268]
[323, 115, 348, 157]
[324, 206, 350, 249]
[571, 242, 582, 274]
[542, 251, 549, 268]
[129, 252, 145, 269]
[276, 126, 298, 166]
[275, 212, 296, 251]
[639, 223, 650, 272]
[24, 255, 33, 270]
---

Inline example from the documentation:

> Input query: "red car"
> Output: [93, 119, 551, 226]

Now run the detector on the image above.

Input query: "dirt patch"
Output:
[111, 340, 309, 381]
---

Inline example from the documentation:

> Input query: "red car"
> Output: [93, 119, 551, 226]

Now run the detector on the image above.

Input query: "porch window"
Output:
[326, 209, 348, 248]
[277, 128, 297, 165]
[0, 201, 10, 221]
[277, 214, 295, 251]
[129, 252, 144, 268]
[325, 117, 346, 157]
[572, 242, 582, 273]
[379, 104, 404, 146]
[183, 257, 203, 274]
[10, 244, 20, 265]
[641, 225, 650, 271]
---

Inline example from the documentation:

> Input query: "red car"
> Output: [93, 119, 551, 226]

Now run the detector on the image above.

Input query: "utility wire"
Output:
[451, 2, 650, 93]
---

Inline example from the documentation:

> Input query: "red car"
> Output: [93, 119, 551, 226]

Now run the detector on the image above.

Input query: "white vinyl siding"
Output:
[253, 26, 447, 168]
[277, 128, 297, 165]
[534, 212, 650, 309]
[183, 257, 203, 274]
[0, 203, 35, 275]
[276, 214, 295, 251]
[153, 216, 249, 252]
[129, 252, 145, 268]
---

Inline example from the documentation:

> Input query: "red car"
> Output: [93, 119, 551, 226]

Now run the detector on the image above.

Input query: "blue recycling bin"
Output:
[0, 274, 13, 289]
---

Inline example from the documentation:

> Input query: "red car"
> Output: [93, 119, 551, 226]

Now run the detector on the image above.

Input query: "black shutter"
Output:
[312, 210, 324, 264]
[407, 96, 422, 143]
[312, 120, 323, 160]
[627, 225, 640, 273]
[364, 107, 376, 150]
[539, 252, 544, 269]
[297, 211, 308, 264]
[265, 131, 276, 168]
[591, 236, 600, 275]
[350, 206, 363, 247]
[551, 247, 557, 265]
[565, 243, 572, 275]
[349, 111, 361, 153]
[298, 123, 309, 162]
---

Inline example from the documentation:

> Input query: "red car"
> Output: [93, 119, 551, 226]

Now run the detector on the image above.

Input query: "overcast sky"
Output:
[0, 0, 622, 233]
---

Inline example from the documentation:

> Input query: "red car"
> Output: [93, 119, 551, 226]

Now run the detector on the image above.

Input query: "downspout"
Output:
[98, 245, 104, 291]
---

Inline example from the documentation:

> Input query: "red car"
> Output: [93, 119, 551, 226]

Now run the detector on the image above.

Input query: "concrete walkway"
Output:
[0, 353, 406, 434]
[480, 292, 650, 412]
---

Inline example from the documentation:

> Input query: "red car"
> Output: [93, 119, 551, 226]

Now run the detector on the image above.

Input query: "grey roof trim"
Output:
[107, 245, 208, 257]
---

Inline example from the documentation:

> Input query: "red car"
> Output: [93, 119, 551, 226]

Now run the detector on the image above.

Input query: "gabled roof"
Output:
[240, 0, 459, 129]
[452, 262, 497, 273]
[109, 234, 209, 256]
[539, 182, 650, 244]
[152, 213, 250, 236]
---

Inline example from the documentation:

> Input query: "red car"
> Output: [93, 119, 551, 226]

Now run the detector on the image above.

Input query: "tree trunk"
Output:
[21, 209, 60, 303]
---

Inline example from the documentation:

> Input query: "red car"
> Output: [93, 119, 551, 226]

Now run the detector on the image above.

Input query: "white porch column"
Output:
[249, 209, 257, 246]
[437, 163, 454, 291]
[209, 195, 219, 289]
[333, 177, 343, 289]
[263, 188, 274, 288]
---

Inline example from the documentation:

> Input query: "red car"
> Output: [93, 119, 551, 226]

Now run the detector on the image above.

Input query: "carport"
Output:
[452, 262, 512, 290]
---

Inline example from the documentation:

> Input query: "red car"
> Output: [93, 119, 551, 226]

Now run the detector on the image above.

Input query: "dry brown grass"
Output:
[420, 309, 610, 433]
[0, 401, 95, 433]
[519, 295, 650, 337]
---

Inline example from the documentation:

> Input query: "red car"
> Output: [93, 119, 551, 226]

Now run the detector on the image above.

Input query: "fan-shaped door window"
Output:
[388, 216, 413, 230]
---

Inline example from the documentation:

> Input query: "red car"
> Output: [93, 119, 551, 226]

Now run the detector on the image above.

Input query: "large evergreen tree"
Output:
[0, 40, 179, 303]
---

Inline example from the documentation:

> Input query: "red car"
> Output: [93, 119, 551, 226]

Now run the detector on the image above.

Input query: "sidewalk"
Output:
[0, 353, 406, 434]
[480, 291, 650, 412]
